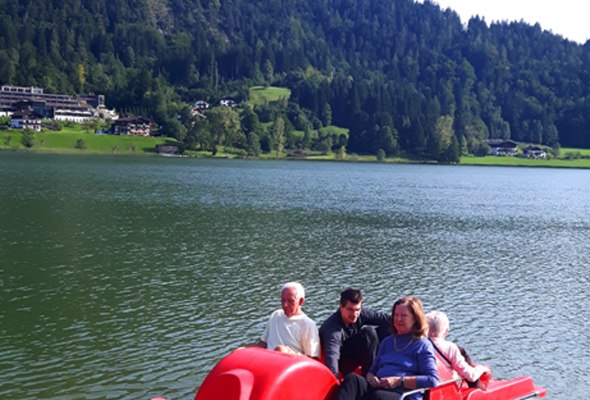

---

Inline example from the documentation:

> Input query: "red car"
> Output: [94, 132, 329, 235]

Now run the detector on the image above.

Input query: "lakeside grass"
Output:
[461, 155, 590, 168]
[0, 128, 176, 155]
[560, 147, 590, 157]
[3, 127, 590, 168]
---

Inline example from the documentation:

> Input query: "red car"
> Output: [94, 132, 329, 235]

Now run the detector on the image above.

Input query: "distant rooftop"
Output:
[0, 85, 104, 109]
[1, 85, 44, 94]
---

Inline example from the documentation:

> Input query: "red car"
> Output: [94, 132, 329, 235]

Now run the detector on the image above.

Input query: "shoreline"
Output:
[3, 146, 590, 169]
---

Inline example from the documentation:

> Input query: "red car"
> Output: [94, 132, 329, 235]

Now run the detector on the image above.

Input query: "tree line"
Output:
[1, 0, 590, 161]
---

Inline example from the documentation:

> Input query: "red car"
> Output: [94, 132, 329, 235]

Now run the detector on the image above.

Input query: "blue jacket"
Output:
[369, 334, 440, 400]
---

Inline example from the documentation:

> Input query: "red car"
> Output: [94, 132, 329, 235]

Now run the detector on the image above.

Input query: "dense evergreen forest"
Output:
[2, 0, 590, 160]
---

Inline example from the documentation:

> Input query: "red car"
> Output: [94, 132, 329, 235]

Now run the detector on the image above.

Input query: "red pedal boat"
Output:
[195, 347, 546, 400]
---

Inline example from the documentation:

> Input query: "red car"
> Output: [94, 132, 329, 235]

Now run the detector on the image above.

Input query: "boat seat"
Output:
[461, 376, 546, 400]
[399, 379, 463, 400]
[402, 375, 546, 400]
[432, 353, 545, 400]
[195, 347, 546, 400]
[195, 347, 338, 400]
[427, 379, 464, 400]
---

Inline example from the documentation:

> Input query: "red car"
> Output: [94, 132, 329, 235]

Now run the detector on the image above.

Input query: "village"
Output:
[0, 84, 236, 139]
[1, 84, 548, 159]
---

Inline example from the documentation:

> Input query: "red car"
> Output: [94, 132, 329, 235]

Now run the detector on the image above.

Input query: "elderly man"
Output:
[253, 282, 320, 358]
[320, 288, 391, 378]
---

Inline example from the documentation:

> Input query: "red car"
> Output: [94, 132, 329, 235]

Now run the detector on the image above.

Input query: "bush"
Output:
[21, 129, 35, 148]
[313, 140, 330, 155]
[75, 139, 87, 149]
[474, 142, 490, 157]
[42, 121, 62, 131]
[564, 151, 582, 160]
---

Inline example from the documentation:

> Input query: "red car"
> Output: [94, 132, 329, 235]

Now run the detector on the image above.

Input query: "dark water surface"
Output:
[1, 152, 588, 399]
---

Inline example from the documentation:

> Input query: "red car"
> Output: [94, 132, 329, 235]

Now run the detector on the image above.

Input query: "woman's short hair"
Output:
[392, 296, 428, 338]
[281, 282, 305, 300]
[426, 310, 450, 338]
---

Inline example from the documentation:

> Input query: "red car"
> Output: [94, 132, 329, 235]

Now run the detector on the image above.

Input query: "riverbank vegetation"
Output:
[2, 0, 590, 164]
[4, 125, 590, 169]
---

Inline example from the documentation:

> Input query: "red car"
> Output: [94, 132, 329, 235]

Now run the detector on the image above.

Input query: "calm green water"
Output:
[1, 153, 588, 399]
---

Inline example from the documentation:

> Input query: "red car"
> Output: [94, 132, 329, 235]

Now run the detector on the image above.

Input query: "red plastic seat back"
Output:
[195, 348, 339, 400]
[427, 380, 463, 400]
[425, 359, 462, 400]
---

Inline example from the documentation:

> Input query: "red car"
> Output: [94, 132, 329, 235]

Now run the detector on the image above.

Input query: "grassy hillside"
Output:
[319, 125, 349, 138]
[248, 86, 291, 106]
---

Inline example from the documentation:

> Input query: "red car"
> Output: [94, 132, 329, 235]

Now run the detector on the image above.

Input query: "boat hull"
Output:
[194, 347, 546, 400]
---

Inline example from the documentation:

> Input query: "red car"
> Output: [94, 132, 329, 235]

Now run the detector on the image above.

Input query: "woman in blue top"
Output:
[337, 296, 439, 400]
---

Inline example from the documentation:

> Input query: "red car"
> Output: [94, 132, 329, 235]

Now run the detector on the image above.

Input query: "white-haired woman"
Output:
[426, 311, 491, 389]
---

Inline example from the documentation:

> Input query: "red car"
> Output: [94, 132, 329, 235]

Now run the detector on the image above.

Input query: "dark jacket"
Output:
[319, 308, 391, 377]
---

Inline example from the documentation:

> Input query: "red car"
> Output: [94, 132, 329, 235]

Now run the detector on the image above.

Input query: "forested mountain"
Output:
[2, 0, 590, 159]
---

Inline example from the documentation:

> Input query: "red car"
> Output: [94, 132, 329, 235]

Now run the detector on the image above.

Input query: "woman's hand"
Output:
[378, 376, 403, 389]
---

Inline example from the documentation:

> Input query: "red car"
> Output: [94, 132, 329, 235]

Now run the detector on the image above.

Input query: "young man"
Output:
[254, 282, 320, 358]
[320, 288, 391, 378]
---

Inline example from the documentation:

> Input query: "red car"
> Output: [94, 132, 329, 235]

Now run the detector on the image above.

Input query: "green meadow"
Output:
[461, 155, 590, 168]
[319, 125, 349, 138]
[560, 147, 590, 157]
[0, 127, 175, 155]
[248, 86, 291, 106]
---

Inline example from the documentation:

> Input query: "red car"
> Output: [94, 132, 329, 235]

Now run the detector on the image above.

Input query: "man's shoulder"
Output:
[360, 307, 387, 317]
[289, 311, 318, 326]
[359, 308, 389, 323]
[268, 309, 285, 320]
[299, 311, 317, 325]
[319, 310, 342, 332]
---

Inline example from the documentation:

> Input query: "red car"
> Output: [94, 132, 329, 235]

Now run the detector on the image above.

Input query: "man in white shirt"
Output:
[254, 282, 320, 358]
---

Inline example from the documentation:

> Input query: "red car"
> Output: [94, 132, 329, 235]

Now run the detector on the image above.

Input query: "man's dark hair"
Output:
[340, 288, 363, 306]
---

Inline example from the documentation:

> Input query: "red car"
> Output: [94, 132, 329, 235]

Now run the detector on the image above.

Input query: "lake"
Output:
[1, 152, 588, 399]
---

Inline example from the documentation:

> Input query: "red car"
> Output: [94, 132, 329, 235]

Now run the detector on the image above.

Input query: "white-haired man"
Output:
[253, 282, 320, 358]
